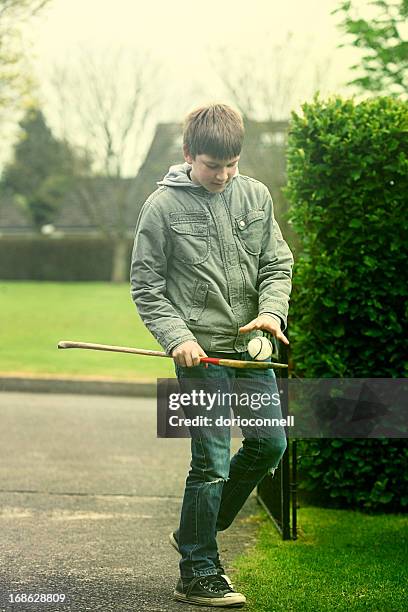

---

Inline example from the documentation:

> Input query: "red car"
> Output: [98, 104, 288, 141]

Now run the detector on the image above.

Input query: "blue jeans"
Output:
[175, 351, 287, 579]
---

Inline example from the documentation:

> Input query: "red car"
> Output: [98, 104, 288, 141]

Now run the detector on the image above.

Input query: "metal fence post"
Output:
[256, 336, 297, 540]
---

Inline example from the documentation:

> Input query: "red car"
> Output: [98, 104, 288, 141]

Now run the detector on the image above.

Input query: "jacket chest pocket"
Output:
[235, 210, 265, 255]
[169, 212, 210, 265]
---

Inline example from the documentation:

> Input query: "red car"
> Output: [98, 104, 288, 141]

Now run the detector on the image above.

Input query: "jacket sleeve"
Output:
[130, 197, 198, 354]
[257, 187, 294, 330]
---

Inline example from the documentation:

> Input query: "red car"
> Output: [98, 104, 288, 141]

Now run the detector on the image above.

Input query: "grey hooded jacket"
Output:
[130, 163, 294, 355]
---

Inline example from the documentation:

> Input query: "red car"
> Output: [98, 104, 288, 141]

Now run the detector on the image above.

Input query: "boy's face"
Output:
[184, 149, 240, 193]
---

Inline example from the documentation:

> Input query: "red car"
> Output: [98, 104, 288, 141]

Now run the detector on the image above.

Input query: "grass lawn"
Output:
[0, 281, 175, 380]
[233, 505, 407, 611]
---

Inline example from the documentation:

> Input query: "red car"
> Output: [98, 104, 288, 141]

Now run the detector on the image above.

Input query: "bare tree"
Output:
[0, 0, 49, 16]
[47, 48, 160, 282]
[211, 32, 327, 122]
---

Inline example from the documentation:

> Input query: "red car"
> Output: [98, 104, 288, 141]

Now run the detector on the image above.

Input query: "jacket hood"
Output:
[157, 162, 197, 188]
[157, 162, 239, 191]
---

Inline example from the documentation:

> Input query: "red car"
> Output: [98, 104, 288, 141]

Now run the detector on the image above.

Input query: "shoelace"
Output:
[197, 575, 232, 593]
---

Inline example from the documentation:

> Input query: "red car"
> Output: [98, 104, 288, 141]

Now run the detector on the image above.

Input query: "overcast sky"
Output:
[29, 0, 367, 114]
[4, 0, 370, 172]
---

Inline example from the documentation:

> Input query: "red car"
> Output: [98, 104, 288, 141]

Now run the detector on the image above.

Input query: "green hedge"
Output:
[297, 439, 408, 512]
[285, 95, 408, 512]
[0, 236, 134, 281]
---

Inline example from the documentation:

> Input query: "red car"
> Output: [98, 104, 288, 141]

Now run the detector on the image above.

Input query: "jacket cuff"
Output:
[165, 333, 198, 356]
[258, 311, 285, 330]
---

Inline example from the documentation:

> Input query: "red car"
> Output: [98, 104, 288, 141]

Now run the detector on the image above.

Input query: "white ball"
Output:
[247, 337, 273, 361]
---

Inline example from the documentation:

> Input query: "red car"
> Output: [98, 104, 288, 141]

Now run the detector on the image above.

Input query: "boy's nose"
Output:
[215, 168, 228, 182]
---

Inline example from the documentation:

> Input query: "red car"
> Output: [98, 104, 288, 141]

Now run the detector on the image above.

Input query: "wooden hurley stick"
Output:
[57, 340, 288, 370]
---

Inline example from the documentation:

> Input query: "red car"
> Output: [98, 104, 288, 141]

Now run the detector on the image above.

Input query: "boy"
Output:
[131, 104, 293, 607]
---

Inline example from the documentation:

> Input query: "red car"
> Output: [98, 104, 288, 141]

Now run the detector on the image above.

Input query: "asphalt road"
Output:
[0, 393, 259, 612]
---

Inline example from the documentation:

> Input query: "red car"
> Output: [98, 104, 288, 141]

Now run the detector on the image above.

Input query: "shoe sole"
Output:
[174, 590, 246, 607]
[169, 532, 234, 589]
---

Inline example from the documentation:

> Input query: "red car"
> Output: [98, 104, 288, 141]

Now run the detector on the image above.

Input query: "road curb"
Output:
[0, 375, 157, 397]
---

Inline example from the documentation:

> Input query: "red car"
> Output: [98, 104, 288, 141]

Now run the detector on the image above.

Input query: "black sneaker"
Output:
[174, 575, 246, 607]
[169, 530, 233, 588]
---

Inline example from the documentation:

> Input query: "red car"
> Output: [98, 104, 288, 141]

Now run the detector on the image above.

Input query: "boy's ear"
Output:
[183, 144, 194, 164]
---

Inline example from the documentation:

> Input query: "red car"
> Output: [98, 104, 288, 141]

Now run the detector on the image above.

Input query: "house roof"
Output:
[53, 177, 140, 232]
[0, 192, 32, 232]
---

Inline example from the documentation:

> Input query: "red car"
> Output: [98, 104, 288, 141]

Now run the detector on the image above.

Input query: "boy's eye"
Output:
[206, 162, 237, 169]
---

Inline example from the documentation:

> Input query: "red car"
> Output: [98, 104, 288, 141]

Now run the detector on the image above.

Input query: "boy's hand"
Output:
[239, 314, 289, 345]
[172, 341, 208, 367]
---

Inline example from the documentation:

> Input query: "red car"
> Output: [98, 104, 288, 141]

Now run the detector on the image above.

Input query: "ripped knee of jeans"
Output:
[208, 476, 228, 484]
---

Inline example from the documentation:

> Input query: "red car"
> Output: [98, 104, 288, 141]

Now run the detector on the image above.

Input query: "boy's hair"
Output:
[183, 104, 244, 160]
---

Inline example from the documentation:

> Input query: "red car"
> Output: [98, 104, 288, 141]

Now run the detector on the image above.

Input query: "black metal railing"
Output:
[256, 338, 298, 540]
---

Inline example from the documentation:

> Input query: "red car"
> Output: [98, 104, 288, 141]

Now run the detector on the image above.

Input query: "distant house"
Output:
[51, 177, 140, 236]
[0, 178, 141, 237]
[0, 192, 32, 234]
[0, 120, 293, 243]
